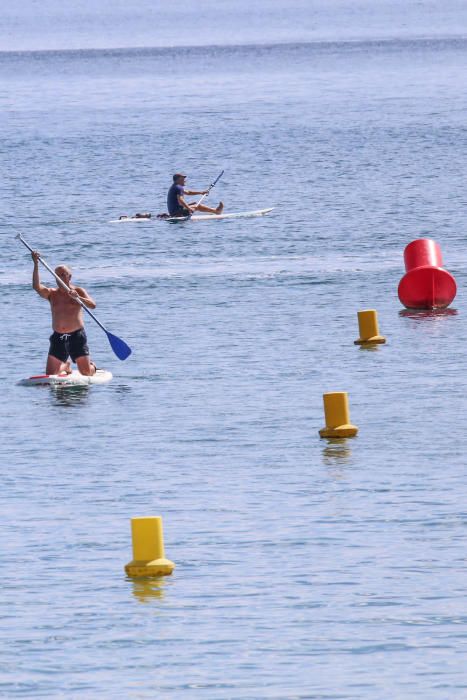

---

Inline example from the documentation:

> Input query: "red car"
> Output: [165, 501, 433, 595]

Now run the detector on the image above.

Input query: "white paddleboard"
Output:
[19, 369, 113, 386]
[110, 208, 274, 223]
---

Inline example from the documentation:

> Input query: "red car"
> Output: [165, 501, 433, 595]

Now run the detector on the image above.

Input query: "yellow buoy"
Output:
[319, 392, 358, 438]
[124, 516, 175, 577]
[354, 309, 386, 345]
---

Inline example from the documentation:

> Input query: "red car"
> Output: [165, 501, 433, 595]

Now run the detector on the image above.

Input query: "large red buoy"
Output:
[398, 239, 457, 309]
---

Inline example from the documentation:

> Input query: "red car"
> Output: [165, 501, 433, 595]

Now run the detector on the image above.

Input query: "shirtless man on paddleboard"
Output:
[31, 251, 96, 376]
[167, 173, 224, 217]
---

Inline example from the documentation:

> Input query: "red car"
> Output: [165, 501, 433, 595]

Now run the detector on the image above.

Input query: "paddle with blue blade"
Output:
[16, 233, 132, 360]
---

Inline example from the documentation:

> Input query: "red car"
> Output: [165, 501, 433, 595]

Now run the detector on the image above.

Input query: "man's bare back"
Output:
[31, 252, 97, 375]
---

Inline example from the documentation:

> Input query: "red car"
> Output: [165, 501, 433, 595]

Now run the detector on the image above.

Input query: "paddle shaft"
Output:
[17, 234, 107, 333]
[192, 169, 224, 210]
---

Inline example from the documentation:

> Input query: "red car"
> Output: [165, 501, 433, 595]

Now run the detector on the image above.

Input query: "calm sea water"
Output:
[1, 2, 467, 698]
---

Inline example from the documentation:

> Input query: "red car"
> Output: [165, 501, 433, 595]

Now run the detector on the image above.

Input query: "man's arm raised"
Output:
[31, 251, 51, 299]
[184, 189, 209, 196]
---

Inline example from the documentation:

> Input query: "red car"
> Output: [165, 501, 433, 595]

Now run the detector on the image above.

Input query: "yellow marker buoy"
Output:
[354, 309, 386, 345]
[125, 516, 175, 577]
[319, 392, 358, 438]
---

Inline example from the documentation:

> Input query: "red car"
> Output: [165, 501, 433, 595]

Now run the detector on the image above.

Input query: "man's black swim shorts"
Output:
[170, 206, 190, 217]
[48, 328, 89, 362]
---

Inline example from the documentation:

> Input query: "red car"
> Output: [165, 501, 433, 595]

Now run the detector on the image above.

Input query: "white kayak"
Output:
[19, 369, 113, 387]
[111, 208, 274, 223]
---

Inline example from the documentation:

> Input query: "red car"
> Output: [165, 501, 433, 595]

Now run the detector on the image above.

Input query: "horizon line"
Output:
[1, 32, 467, 57]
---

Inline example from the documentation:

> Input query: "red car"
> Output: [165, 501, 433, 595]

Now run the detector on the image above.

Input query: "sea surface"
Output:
[1, 2, 467, 698]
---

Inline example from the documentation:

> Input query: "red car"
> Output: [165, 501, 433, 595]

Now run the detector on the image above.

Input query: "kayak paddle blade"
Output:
[106, 331, 132, 360]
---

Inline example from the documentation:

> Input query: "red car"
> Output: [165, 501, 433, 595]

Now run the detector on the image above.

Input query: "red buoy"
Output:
[398, 239, 456, 309]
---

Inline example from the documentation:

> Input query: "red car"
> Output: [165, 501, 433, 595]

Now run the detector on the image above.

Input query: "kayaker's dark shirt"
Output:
[167, 184, 184, 215]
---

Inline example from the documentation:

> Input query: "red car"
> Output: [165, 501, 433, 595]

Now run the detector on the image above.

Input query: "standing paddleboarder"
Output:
[167, 173, 224, 217]
[31, 250, 97, 376]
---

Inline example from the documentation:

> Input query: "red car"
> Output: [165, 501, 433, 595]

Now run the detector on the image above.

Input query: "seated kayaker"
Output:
[167, 173, 223, 217]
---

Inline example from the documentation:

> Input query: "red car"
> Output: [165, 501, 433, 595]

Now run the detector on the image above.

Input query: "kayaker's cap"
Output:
[173, 173, 187, 182]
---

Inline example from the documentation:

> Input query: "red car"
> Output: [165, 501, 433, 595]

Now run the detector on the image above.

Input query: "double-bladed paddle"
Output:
[16, 233, 132, 361]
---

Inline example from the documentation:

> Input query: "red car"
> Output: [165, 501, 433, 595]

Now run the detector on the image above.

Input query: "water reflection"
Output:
[399, 307, 458, 321]
[112, 384, 133, 397]
[358, 344, 382, 353]
[50, 385, 90, 407]
[130, 577, 167, 603]
[322, 438, 353, 470]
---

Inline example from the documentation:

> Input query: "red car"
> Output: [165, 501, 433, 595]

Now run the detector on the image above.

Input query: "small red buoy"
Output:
[398, 239, 457, 309]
